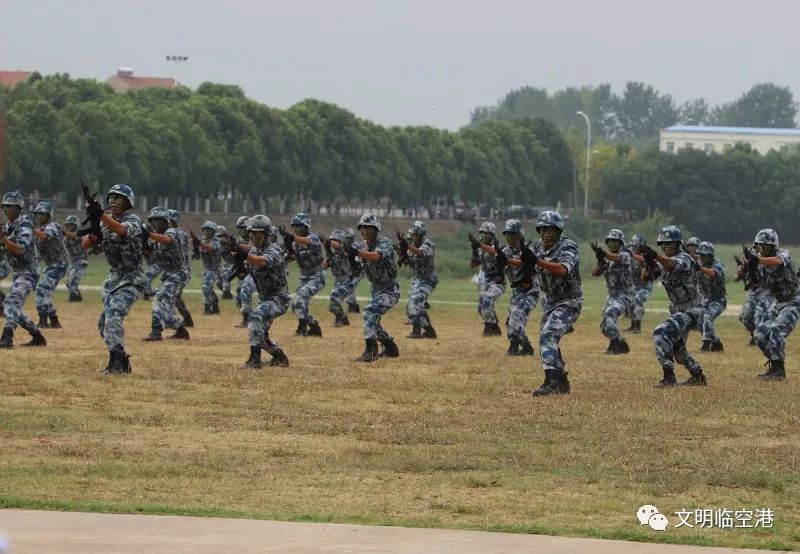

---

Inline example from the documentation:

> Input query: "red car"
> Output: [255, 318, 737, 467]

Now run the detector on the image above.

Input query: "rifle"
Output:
[77, 177, 103, 240]
[395, 230, 410, 267]
[468, 232, 481, 260]
[740, 245, 760, 288]
[494, 240, 507, 283]
[590, 241, 608, 272]
[189, 229, 202, 259]
[640, 245, 662, 282]
[323, 238, 334, 263]
[518, 241, 538, 289]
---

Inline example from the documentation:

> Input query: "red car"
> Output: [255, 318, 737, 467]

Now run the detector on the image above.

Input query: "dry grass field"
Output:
[1, 273, 799, 550]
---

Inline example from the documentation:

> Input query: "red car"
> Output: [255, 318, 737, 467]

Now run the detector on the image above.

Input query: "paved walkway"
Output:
[0, 510, 780, 553]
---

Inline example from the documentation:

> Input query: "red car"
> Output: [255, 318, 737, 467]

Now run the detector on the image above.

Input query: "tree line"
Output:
[0, 73, 573, 209]
[470, 82, 798, 141]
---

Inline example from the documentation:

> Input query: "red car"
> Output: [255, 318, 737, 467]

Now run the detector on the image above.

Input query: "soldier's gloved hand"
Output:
[233, 250, 247, 264]
[495, 247, 507, 267]
[85, 198, 104, 222]
[468, 233, 481, 249]
[345, 244, 360, 258]
[520, 244, 538, 270]
[747, 253, 760, 271]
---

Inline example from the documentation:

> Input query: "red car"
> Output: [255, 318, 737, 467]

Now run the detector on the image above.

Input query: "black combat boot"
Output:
[203, 304, 213, 315]
[532, 370, 559, 396]
[235, 312, 249, 328]
[605, 337, 630, 355]
[169, 326, 190, 340]
[37, 314, 50, 329]
[333, 314, 344, 328]
[0, 327, 13, 349]
[422, 324, 437, 339]
[294, 318, 307, 336]
[211, 302, 220, 314]
[100, 349, 127, 375]
[519, 341, 534, 356]
[759, 359, 786, 381]
[306, 320, 323, 337]
[21, 329, 46, 347]
[407, 325, 423, 339]
[554, 371, 571, 394]
[506, 341, 520, 356]
[700, 340, 711, 352]
[491, 323, 503, 336]
[632, 320, 642, 334]
[176, 300, 193, 327]
[75, 290, 83, 302]
[679, 369, 708, 387]
[709, 339, 724, 352]
[241, 345, 262, 369]
[49, 315, 62, 329]
[143, 290, 152, 301]
[655, 367, 677, 388]
[379, 337, 400, 358]
[143, 329, 163, 341]
[68, 292, 80, 302]
[268, 349, 290, 367]
[748, 335, 756, 346]
[340, 314, 350, 326]
[482, 323, 494, 337]
[348, 303, 360, 314]
[355, 338, 379, 362]
[222, 290, 233, 300]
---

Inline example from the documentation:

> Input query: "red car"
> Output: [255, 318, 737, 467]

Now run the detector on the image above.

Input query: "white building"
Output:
[659, 125, 800, 154]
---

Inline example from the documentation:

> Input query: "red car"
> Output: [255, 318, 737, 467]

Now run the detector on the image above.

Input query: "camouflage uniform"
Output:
[405, 234, 438, 332]
[199, 223, 222, 313]
[236, 236, 257, 320]
[0, 256, 10, 316]
[64, 220, 88, 299]
[598, 237, 634, 346]
[630, 256, 653, 324]
[697, 243, 726, 350]
[0, 212, 42, 343]
[148, 222, 188, 337]
[169, 211, 194, 328]
[289, 231, 325, 328]
[740, 286, 772, 338]
[33, 214, 69, 324]
[217, 226, 235, 297]
[503, 242, 540, 350]
[476, 250, 505, 326]
[143, 253, 162, 297]
[327, 230, 359, 323]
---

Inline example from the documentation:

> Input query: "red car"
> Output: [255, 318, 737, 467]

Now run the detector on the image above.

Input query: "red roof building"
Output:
[106, 67, 177, 92]
[0, 71, 33, 88]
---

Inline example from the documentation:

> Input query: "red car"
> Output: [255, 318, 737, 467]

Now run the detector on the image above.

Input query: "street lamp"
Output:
[576, 111, 591, 217]
[165, 55, 189, 86]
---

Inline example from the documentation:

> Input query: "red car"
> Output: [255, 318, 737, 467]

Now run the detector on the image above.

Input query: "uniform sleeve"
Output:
[264, 245, 284, 266]
[307, 232, 322, 247]
[714, 261, 725, 277]
[43, 223, 60, 239]
[14, 224, 34, 249]
[777, 250, 792, 268]
[419, 240, 434, 258]
[211, 238, 221, 253]
[556, 241, 580, 273]
[617, 250, 631, 267]
[374, 239, 394, 260]
[669, 252, 690, 273]
[121, 216, 142, 239]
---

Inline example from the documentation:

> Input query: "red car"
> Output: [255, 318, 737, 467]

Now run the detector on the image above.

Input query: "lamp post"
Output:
[576, 111, 591, 217]
[165, 55, 189, 86]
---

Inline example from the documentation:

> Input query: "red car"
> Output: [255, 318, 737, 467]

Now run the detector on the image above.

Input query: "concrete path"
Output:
[0, 510, 781, 553]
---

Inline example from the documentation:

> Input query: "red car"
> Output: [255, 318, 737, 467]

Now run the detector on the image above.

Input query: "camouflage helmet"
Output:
[605, 228, 625, 244]
[409, 220, 426, 236]
[628, 234, 646, 248]
[148, 206, 170, 222]
[235, 215, 249, 229]
[686, 236, 701, 247]
[342, 227, 356, 240]
[535, 210, 565, 231]
[105, 184, 135, 208]
[64, 215, 80, 226]
[329, 229, 344, 242]
[247, 214, 273, 232]
[502, 219, 523, 235]
[201, 220, 217, 231]
[478, 221, 496, 235]
[357, 213, 381, 232]
[697, 241, 715, 256]
[656, 225, 683, 245]
[215, 225, 228, 236]
[290, 212, 311, 229]
[754, 228, 779, 247]
[33, 201, 54, 218]
[167, 209, 180, 224]
[1, 191, 25, 209]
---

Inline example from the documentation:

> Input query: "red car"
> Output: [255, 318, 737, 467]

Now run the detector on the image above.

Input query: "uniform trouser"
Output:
[346, 274, 363, 307]
[364, 282, 400, 340]
[3, 273, 38, 334]
[237, 274, 256, 315]
[507, 287, 539, 343]
[539, 298, 582, 375]
[293, 271, 326, 324]
[740, 290, 771, 333]
[249, 292, 290, 353]
[632, 285, 653, 321]
[653, 310, 703, 374]
[0, 261, 11, 281]
[174, 269, 191, 315]
[144, 263, 162, 293]
[98, 282, 142, 352]
[202, 267, 221, 307]
[407, 277, 437, 326]
[35, 262, 68, 317]
[220, 265, 233, 293]
[152, 271, 186, 332]
[754, 296, 800, 362]
[479, 280, 505, 325]
[66, 259, 88, 295]
[330, 279, 356, 318]
[601, 294, 633, 341]
[702, 298, 727, 342]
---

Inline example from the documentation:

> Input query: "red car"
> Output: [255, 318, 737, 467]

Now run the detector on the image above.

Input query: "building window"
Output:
[666, 142, 674, 152]
[704, 143, 714, 153]
[684, 143, 694, 149]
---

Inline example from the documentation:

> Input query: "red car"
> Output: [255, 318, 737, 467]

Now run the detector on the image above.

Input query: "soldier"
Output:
[0, 255, 10, 316]
[696, 241, 726, 352]
[216, 224, 235, 300]
[735, 248, 769, 346]
[399, 221, 438, 339]
[279, 213, 325, 337]
[347, 213, 400, 362]
[142, 249, 162, 300]
[0, 192, 47, 348]
[32, 201, 69, 329]
[624, 234, 652, 334]
[142, 207, 190, 341]
[527, 211, 581, 396]
[640, 225, 707, 388]
[233, 215, 257, 328]
[63, 215, 88, 302]
[685, 237, 701, 257]
[239, 214, 290, 369]
[82, 184, 144, 374]
[168, 210, 194, 328]
[324, 229, 358, 327]
[192, 220, 222, 315]
[343, 228, 362, 314]
[748, 229, 799, 381]
[469, 222, 504, 336]
[590, 229, 632, 355]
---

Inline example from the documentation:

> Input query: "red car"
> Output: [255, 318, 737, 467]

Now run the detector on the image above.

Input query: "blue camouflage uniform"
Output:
[34, 221, 69, 320]
[217, 228, 235, 296]
[740, 286, 772, 338]
[535, 237, 582, 377]
[600, 249, 634, 342]
[753, 248, 800, 367]
[149, 227, 187, 335]
[328, 239, 359, 321]
[652, 251, 706, 384]
[247, 242, 290, 356]
[143, 252, 162, 296]
[698, 259, 727, 347]
[200, 235, 222, 311]
[0, 256, 10, 315]
[236, 235, 257, 318]
[476, 249, 505, 326]
[1, 215, 41, 338]
[289, 232, 325, 327]
[503, 243, 540, 348]
[630, 255, 653, 324]
[358, 236, 400, 342]
[98, 212, 145, 354]
[405, 238, 438, 328]
[64, 229, 88, 298]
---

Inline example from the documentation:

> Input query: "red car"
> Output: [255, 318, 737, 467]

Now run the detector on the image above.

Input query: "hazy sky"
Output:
[3, 0, 798, 129]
